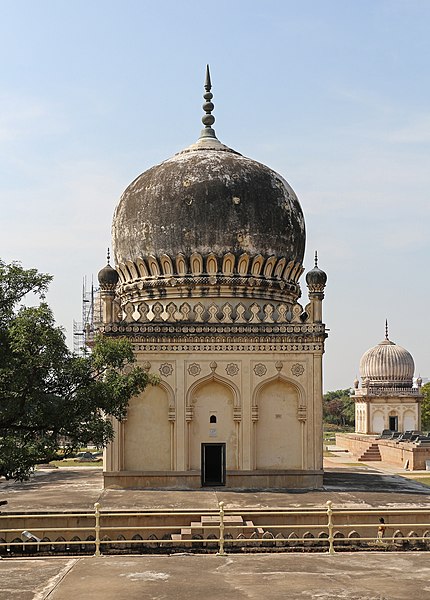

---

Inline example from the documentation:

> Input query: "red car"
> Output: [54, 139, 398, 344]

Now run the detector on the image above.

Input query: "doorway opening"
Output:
[201, 443, 226, 487]
[389, 416, 398, 431]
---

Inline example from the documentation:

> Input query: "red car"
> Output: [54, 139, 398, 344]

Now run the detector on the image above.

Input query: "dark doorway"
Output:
[389, 416, 398, 431]
[201, 443, 226, 487]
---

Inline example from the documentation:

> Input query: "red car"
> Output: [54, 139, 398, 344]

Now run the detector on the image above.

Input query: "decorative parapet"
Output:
[355, 387, 422, 397]
[116, 299, 318, 326]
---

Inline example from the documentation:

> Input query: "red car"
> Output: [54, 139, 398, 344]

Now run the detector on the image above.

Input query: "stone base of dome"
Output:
[103, 470, 323, 490]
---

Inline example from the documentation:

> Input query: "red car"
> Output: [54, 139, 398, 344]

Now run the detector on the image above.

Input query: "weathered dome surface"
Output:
[98, 263, 119, 287]
[359, 338, 415, 388]
[112, 137, 305, 267]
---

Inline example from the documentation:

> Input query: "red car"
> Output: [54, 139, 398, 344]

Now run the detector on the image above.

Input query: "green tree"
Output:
[0, 259, 156, 480]
[421, 382, 430, 431]
[323, 388, 355, 427]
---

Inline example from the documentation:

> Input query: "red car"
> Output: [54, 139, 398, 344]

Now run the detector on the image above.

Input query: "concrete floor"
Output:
[1, 453, 430, 599]
[1, 459, 429, 513]
[2, 553, 430, 600]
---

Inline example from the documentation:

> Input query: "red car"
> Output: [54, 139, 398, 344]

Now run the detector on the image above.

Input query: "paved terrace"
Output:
[1, 450, 430, 512]
[1, 453, 430, 599]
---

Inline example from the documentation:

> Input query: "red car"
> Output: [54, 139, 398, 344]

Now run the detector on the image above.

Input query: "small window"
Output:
[210, 415, 217, 424]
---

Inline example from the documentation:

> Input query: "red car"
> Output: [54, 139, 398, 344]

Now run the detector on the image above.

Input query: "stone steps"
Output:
[358, 443, 382, 462]
[172, 514, 263, 541]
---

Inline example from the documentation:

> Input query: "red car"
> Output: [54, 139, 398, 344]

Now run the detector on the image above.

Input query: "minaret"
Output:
[98, 249, 119, 324]
[305, 251, 327, 323]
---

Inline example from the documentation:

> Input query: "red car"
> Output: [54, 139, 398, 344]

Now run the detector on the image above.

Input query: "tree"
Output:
[421, 382, 430, 431]
[323, 388, 355, 428]
[0, 259, 156, 480]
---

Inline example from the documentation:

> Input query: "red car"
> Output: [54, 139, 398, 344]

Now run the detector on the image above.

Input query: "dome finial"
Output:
[107, 248, 111, 265]
[314, 250, 318, 268]
[385, 318, 389, 341]
[199, 64, 217, 140]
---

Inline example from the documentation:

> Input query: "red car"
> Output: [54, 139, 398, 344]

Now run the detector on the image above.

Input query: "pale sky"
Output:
[1, 0, 429, 391]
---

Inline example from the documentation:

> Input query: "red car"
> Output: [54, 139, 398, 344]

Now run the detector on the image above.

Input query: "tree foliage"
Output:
[421, 382, 430, 431]
[323, 388, 355, 428]
[0, 259, 156, 480]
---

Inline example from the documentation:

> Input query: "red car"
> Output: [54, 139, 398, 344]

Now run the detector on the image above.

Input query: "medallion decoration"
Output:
[188, 363, 201, 377]
[159, 363, 173, 377]
[142, 361, 152, 372]
[254, 363, 267, 377]
[291, 363, 305, 377]
[226, 363, 239, 376]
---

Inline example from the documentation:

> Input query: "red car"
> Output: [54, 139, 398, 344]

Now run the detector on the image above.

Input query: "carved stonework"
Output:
[251, 406, 259, 422]
[233, 407, 242, 422]
[188, 363, 201, 377]
[112, 298, 318, 325]
[291, 363, 305, 377]
[275, 361, 283, 372]
[210, 361, 217, 372]
[226, 363, 239, 376]
[159, 363, 173, 377]
[254, 363, 267, 377]
[142, 361, 151, 372]
[297, 405, 307, 422]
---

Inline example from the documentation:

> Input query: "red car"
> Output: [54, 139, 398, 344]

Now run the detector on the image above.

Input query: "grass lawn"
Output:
[48, 459, 103, 467]
[409, 477, 430, 487]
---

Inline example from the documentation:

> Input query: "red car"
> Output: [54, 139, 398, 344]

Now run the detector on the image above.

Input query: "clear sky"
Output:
[1, 0, 429, 391]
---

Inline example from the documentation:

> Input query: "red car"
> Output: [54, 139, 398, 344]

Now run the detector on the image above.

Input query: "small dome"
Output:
[359, 335, 415, 389]
[98, 263, 119, 288]
[306, 252, 327, 291]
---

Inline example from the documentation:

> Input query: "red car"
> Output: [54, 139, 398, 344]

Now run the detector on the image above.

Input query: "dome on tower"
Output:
[359, 323, 415, 389]
[111, 67, 305, 305]
[98, 250, 119, 289]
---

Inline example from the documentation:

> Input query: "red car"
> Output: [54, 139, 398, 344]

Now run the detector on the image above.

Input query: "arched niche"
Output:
[403, 409, 417, 431]
[187, 374, 240, 471]
[124, 382, 174, 471]
[253, 376, 304, 470]
[372, 410, 385, 434]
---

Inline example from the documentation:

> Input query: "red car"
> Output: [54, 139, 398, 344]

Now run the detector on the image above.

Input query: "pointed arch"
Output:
[252, 373, 306, 470]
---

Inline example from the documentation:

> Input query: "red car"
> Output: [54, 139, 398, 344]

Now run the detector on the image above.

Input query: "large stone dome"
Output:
[110, 68, 308, 313]
[112, 136, 305, 267]
[359, 335, 415, 389]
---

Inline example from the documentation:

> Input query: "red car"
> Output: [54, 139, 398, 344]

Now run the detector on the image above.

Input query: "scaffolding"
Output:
[73, 277, 102, 356]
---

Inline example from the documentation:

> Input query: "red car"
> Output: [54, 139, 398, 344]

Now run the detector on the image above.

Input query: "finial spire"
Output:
[385, 319, 389, 340]
[314, 251, 318, 268]
[107, 248, 111, 265]
[199, 64, 217, 140]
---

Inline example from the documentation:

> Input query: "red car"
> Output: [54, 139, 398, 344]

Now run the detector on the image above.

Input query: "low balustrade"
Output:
[1, 502, 429, 557]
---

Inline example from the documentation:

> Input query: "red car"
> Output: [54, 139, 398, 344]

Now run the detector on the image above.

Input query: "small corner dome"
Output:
[359, 336, 415, 388]
[98, 263, 119, 287]
[306, 265, 327, 288]
[306, 253, 327, 289]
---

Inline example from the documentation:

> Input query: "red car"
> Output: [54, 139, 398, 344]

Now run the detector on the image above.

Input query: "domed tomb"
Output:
[112, 68, 305, 310]
[359, 329, 414, 390]
[353, 321, 422, 436]
[100, 67, 329, 491]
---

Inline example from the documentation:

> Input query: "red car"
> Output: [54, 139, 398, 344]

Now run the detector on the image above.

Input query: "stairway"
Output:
[171, 514, 263, 542]
[358, 443, 382, 462]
